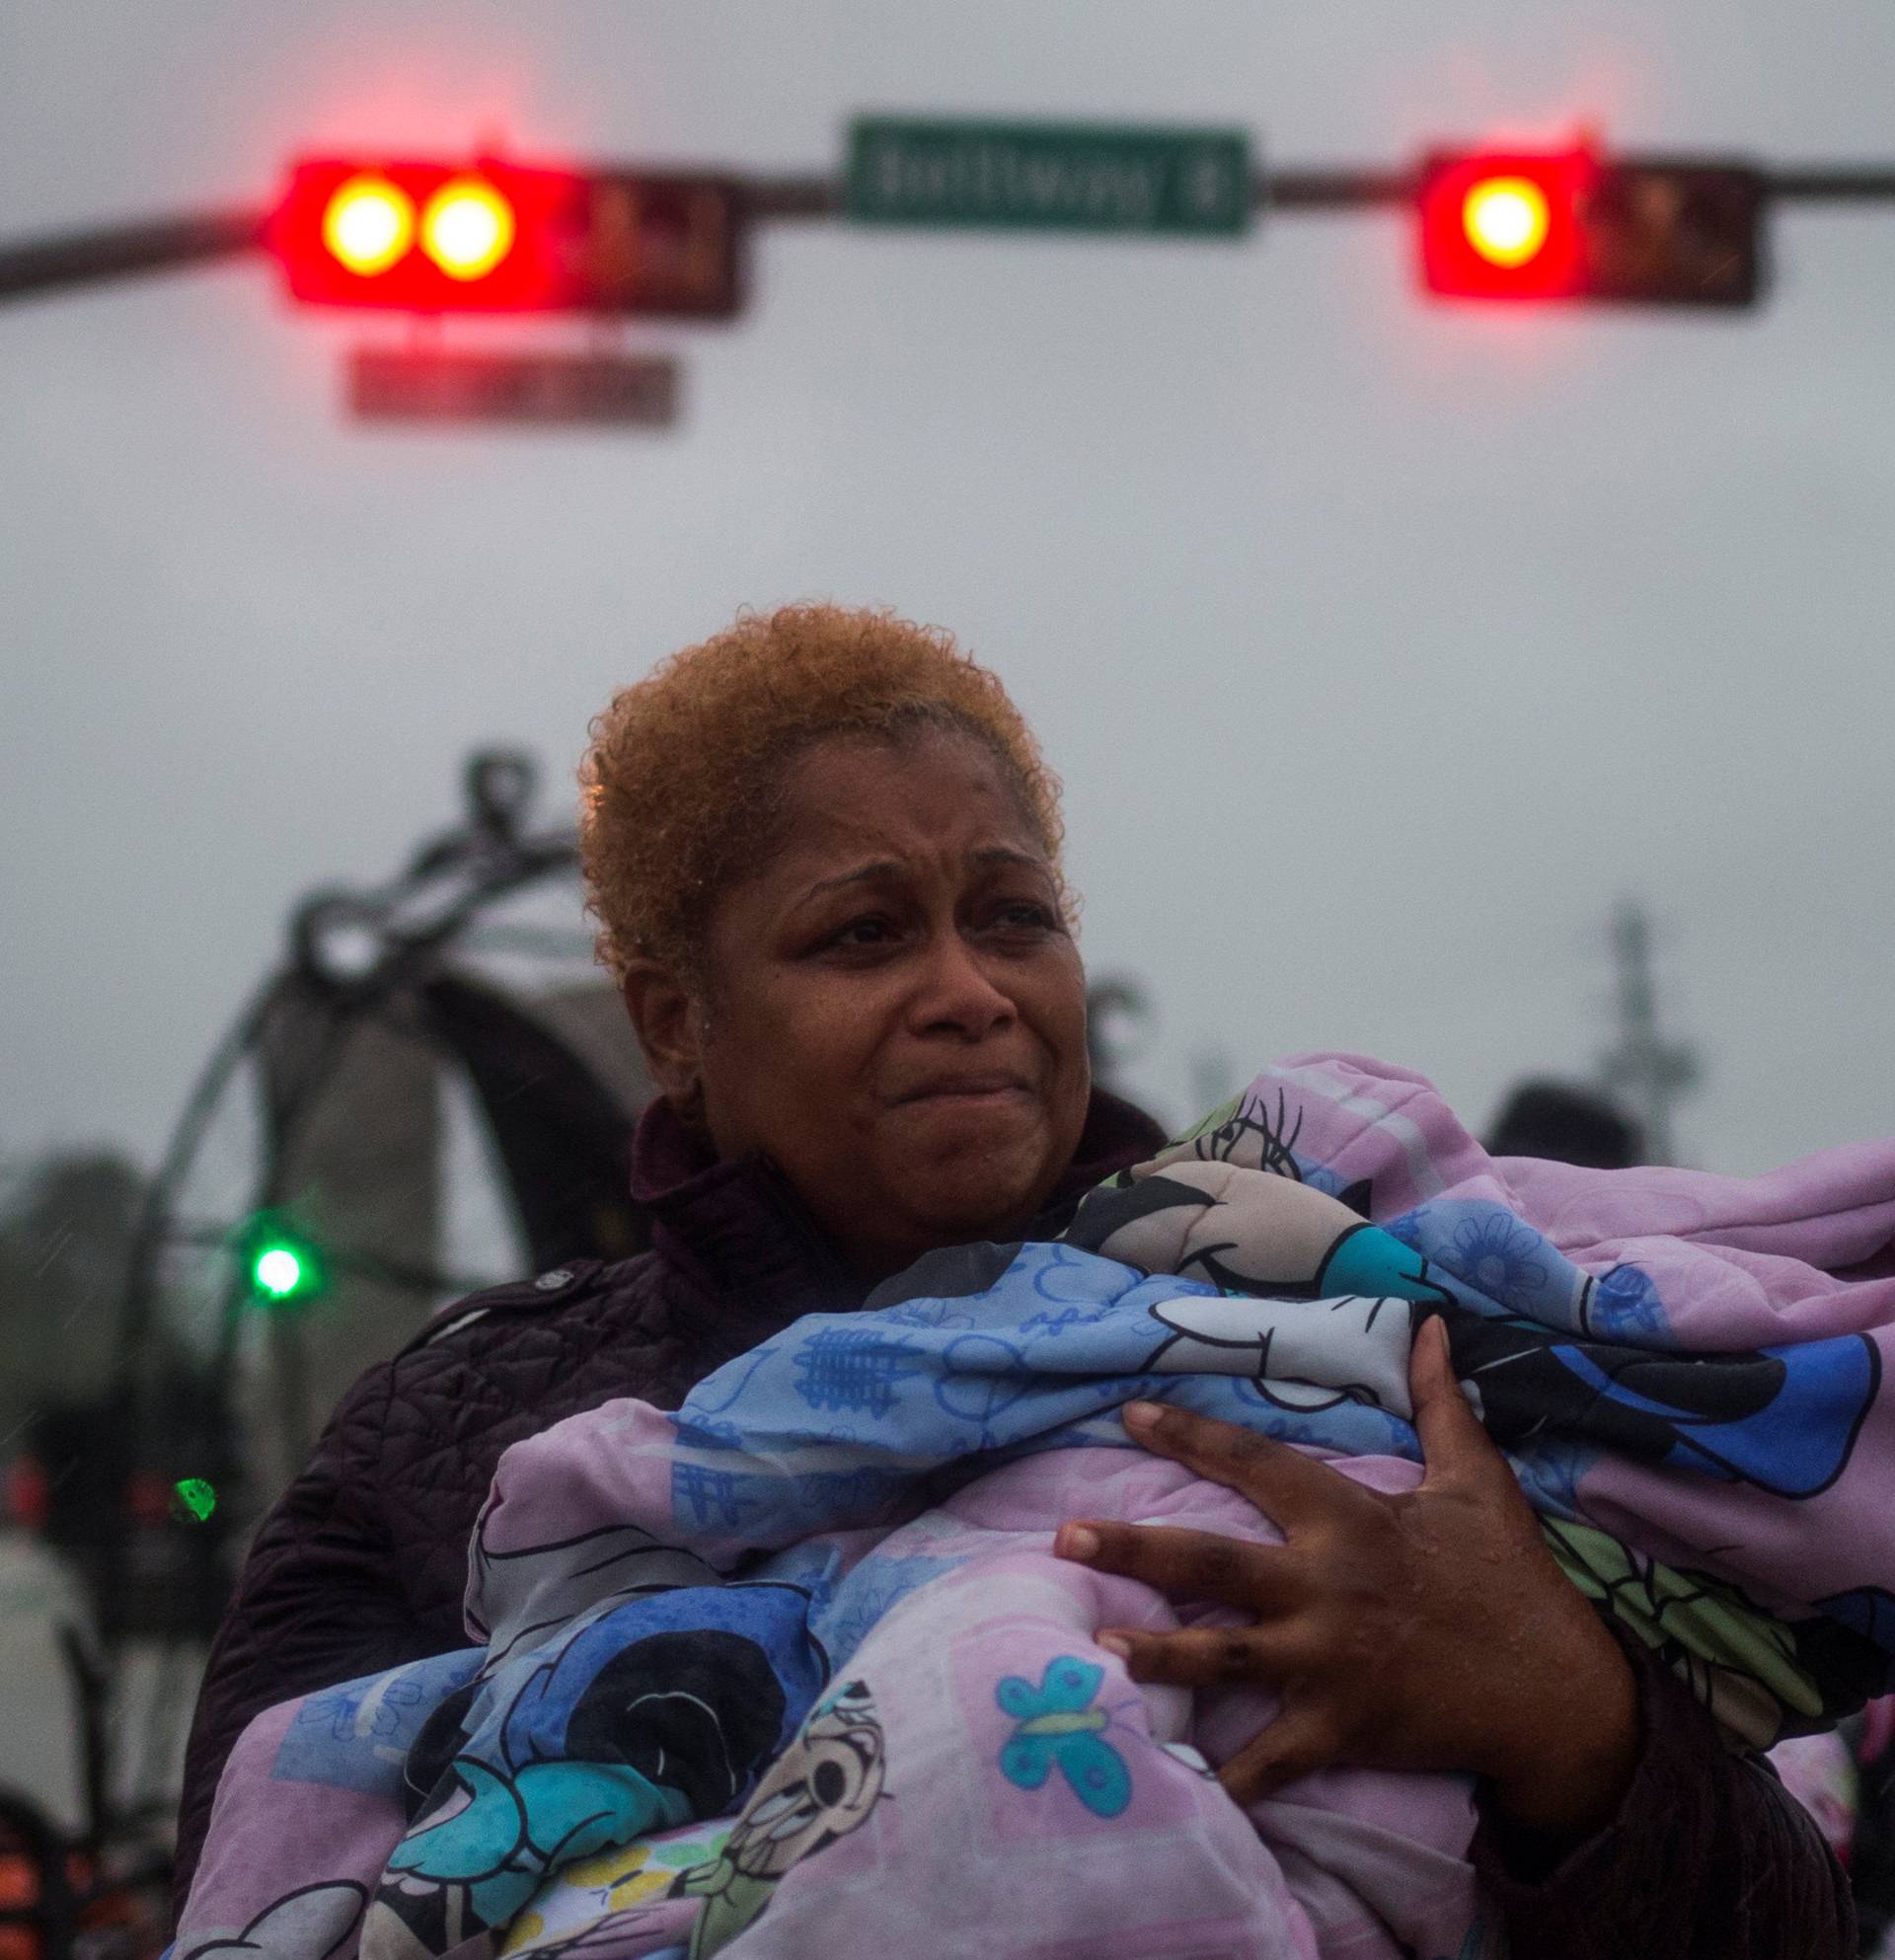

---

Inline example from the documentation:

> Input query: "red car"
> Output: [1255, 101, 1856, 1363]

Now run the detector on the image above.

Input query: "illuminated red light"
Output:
[420, 178, 516, 279]
[1462, 177, 1552, 267]
[269, 157, 573, 310]
[266, 156, 747, 317]
[322, 175, 416, 274]
[1418, 149, 1593, 299]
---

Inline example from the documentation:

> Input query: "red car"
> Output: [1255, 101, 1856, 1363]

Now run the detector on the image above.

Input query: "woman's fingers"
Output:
[1049, 1321, 1636, 1822]
[1090, 1621, 1298, 1688]
[1216, 1704, 1342, 1807]
[1408, 1315, 1513, 1498]
[1056, 1519, 1302, 1612]
[1118, 1399, 1375, 1535]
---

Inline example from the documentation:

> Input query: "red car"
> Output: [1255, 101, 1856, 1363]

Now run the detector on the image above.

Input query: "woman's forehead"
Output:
[769, 732, 1048, 867]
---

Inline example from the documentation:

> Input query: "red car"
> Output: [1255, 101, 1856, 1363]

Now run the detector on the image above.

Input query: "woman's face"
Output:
[647, 731, 1091, 1282]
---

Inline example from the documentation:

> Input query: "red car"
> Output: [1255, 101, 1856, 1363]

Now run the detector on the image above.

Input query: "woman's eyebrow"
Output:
[970, 847, 1046, 876]
[797, 859, 902, 902]
[788, 839, 1042, 905]
[799, 848, 1044, 902]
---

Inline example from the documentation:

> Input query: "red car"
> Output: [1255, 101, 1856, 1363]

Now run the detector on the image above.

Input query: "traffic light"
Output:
[1418, 148, 1766, 307]
[172, 1476, 218, 1524]
[237, 1215, 325, 1307]
[267, 157, 745, 316]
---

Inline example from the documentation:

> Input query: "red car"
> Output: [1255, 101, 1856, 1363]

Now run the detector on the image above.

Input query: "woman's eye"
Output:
[828, 916, 894, 948]
[992, 902, 1055, 932]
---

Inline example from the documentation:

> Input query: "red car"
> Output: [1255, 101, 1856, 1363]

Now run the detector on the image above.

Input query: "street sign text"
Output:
[847, 117, 1251, 236]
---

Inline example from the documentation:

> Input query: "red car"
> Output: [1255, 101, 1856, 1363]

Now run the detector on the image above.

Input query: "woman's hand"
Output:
[1054, 1316, 1640, 1843]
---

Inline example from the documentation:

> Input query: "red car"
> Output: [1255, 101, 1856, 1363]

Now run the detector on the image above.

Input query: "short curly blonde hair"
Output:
[580, 602, 1071, 989]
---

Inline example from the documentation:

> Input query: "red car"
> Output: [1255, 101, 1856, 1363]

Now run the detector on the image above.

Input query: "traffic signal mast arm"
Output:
[2, 155, 1894, 308]
[1769, 165, 1895, 201]
[0, 205, 266, 305]
[742, 161, 1895, 214]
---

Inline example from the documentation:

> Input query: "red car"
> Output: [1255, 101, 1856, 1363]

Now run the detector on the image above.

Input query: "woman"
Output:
[175, 602, 1852, 1954]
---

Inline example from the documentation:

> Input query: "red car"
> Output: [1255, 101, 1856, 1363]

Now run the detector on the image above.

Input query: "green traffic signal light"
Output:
[239, 1217, 325, 1306]
[172, 1477, 217, 1524]
[253, 1244, 306, 1298]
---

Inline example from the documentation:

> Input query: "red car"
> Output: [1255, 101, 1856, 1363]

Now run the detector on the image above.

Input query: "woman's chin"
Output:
[886, 1139, 1053, 1244]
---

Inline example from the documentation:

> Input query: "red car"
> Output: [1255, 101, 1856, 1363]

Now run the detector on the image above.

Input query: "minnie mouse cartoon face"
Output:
[1142, 1291, 1419, 1415]
[720, 1680, 885, 1880]
[672, 1682, 887, 1958]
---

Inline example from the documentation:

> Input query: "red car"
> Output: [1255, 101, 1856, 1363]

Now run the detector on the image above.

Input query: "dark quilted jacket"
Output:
[174, 1087, 1167, 1905]
[174, 1091, 1853, 1958]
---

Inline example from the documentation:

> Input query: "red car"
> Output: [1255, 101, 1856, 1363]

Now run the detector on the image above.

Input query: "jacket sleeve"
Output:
[171, 1362, 445, 1921]
[1470, 1623, 1857, 1958]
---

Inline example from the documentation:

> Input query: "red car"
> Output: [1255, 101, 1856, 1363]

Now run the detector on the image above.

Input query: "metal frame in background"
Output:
[84, 750, 587, 1861]
[112, 748, 580, 1435]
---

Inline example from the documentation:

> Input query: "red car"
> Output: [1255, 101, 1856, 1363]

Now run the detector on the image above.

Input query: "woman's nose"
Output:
[911, 932, 1016, 1036]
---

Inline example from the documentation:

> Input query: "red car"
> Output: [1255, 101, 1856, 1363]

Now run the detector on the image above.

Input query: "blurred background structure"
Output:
[2, 2, 1892, 1949]
[0, 751, 663, 1954]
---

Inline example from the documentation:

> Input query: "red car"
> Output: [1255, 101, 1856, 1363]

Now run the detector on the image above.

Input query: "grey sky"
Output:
[3, 0, 1891, 1179]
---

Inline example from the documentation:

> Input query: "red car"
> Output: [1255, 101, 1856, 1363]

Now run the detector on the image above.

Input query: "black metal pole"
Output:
[503, 161, 1895, 224]
[737, 174, 840, 220]
[0, 208, 265, 305]
[1262, 169, 1416, 209]
[742, 163, 1895, 215]
[1764, 166, 1895, 202]
[737, 167, 1427, 217]
[1258, 163, 1895, 209]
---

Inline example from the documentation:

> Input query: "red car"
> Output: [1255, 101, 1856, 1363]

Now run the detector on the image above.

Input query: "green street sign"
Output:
[847, 117, 1252, 236]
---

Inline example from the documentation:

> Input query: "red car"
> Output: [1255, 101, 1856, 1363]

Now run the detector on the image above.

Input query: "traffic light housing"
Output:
[267, 157, 745, 316]
[1418, 148, 1766, 307]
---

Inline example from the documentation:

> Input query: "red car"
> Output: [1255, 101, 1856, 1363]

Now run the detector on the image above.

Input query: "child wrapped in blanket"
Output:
[177, 1055, 1895, 1960]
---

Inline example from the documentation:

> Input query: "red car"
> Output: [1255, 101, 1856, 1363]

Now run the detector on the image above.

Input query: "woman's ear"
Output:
[619, 958, 706, 1112]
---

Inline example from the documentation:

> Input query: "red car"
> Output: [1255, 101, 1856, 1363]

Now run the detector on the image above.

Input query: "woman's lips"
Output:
[895, 1078, 1032, 1106]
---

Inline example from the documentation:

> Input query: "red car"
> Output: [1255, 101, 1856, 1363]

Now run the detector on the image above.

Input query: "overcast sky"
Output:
[3, 0, 1891, 1182]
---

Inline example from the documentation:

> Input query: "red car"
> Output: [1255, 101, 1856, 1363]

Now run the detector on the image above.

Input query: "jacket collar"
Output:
[629, 1086, 1169, 1364]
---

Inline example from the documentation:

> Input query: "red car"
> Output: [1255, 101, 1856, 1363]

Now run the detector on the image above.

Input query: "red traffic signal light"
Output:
[1418, 147, 1766, 307]
[1419, 150, 1592, 299]
[320, 174, 416, 275]
[267, 157, 744, 316]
